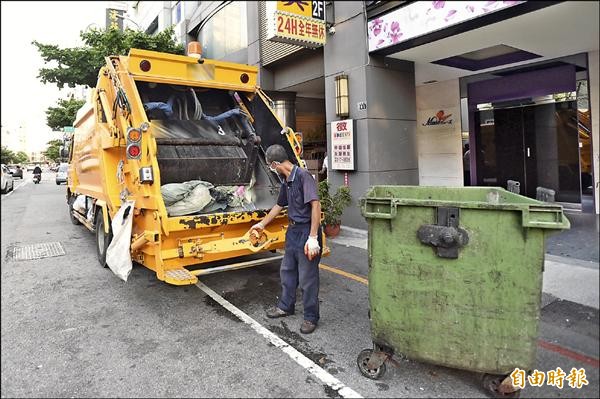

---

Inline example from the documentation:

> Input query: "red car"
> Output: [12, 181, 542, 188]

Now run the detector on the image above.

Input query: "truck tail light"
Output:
[127, 128, 141, 142]
[126, 127, 142, 159]
[127, 144, 141, 159]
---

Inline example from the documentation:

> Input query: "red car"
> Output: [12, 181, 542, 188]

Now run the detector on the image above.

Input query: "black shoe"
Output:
[300, 320, 317, 334]
[266, 306, 291, 318]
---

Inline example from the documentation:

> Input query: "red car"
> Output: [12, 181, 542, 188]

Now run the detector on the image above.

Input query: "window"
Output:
[146, 17, 158, 35]
[199, 2, 247, 59]
[172, 1, 182, 25]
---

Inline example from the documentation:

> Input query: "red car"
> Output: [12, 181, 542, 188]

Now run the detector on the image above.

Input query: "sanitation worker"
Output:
[249, 144, 322, 334]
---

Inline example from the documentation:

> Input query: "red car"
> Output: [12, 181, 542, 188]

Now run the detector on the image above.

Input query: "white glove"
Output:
[304, 235, 320, 260]
[249, 222, 265, 237]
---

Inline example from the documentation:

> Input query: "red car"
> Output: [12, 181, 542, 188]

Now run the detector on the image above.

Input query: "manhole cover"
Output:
[9, 242, 66, 261]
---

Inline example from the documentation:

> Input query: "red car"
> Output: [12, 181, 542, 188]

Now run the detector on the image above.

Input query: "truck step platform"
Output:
[164, 268, 198, 285]
[190, 254, 284, 277]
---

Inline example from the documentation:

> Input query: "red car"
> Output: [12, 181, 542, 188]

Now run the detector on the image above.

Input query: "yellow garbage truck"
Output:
[67, 45, 314, 286]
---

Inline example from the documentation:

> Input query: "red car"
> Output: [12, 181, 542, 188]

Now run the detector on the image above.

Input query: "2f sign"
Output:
[312, 1, 325, 20]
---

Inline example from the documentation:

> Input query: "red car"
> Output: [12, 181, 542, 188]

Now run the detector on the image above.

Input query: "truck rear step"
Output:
[164, 253, 284, 285]
[189, 253, 283, 277]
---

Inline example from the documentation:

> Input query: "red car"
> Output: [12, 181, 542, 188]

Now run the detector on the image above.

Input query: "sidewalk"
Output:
[330, 226, 600, 309]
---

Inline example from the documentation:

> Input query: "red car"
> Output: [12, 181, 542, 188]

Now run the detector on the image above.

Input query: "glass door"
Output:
[474, 100, 581, 203]
[522, 101, 581, 202]
[474, 107, 526, 190]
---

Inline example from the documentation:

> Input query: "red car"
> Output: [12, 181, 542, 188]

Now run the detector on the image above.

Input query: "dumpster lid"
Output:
[361, 186, 570, 230]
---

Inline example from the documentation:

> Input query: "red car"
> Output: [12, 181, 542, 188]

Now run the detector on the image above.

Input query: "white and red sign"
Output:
[331, 119, 355, 171]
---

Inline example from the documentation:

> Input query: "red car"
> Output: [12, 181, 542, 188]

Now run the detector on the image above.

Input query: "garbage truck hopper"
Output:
[67, 47, 321, 285]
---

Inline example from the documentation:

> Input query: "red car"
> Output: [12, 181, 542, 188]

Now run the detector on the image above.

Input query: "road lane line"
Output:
[195, 281, 363, 398]
[319, 262, 600, 368]
[319, 263, 368, 285]
[1, 180, 28, 198]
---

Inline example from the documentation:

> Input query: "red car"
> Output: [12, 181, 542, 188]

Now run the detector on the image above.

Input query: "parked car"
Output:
[55, 163, 69, 185]
[1, 164, 14, 193]
[8, 165, 23, 179]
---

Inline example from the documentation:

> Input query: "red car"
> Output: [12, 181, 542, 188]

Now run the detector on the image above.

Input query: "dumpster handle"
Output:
[362, 201, 397, 220]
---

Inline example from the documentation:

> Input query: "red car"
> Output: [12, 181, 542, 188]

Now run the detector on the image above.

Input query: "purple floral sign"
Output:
[368, 1, 525, 52]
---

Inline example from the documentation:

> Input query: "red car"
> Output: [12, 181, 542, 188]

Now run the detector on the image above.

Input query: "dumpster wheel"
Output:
[357, 349, 387, 379]
[481, 373, 521, 398]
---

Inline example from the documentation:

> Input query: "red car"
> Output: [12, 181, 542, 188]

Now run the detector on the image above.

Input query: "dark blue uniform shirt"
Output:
[277, 165, 319, 224]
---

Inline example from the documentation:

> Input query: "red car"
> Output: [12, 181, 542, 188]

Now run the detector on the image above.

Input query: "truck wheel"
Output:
[68, 197, 81, 225]
[96, 208, 112, 268]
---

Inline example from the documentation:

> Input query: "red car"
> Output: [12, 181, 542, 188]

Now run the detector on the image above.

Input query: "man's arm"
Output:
[250, 204, 283, 235]
[261, 204, 283, 228]
[309, 200, 321, 237]
[304, 200, 322, 260]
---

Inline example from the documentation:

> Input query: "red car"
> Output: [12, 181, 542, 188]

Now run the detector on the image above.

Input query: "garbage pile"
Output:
[161, 180, 256, 216]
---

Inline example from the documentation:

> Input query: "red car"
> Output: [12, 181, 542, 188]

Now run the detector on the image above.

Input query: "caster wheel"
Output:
[482, 374, 521, 398]
[357, 349, 387, 380]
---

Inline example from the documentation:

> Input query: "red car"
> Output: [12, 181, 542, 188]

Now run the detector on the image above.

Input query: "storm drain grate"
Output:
[9, 242, 66, 261]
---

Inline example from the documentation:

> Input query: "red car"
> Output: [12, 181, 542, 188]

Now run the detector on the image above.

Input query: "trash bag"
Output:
[211, 185, 249, 208]
[161, 180, 210, 206]
[86, 204, 94, 222]
[73, 195, 87, 213]
[106, 200, 136, 282]
[166, 182, 214, 216]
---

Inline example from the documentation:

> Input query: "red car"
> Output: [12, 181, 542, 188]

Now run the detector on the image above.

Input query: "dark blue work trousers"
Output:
[277, 223, 322, 324]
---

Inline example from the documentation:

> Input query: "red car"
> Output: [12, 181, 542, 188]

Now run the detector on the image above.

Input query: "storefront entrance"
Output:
[474, 99, 582, 203]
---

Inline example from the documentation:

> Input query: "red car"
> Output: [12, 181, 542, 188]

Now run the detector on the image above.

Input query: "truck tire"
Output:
[68, 196, 81, 225]
[96, 207, 112, 268]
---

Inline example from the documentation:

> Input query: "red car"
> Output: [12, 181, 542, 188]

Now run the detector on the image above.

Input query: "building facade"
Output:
[126, 1, 600, 227]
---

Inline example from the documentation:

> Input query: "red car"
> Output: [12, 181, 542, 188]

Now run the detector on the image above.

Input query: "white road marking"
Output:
[195, 281, 363, 398]
[1, 180, 28, 198]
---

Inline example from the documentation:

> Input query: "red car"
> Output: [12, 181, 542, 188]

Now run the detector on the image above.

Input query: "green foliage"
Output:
[33, 26, 185, 89]
[14, 151, 29, 164]
[46, 97, 86, 131]
[43, 139, 63, 163]
[318, 180, 352, 226]
[1, 146, 15, 164]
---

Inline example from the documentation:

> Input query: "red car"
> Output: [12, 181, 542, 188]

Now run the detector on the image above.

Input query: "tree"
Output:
[14, 151, 29, 164]
[45, 97, 86, 131]
[1, 146, 15, 164]
[43, 140, 63, 163]
[33, 26, 185, 89]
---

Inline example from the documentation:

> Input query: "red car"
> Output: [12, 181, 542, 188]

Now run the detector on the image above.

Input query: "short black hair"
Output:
[265, 144, 288, 164]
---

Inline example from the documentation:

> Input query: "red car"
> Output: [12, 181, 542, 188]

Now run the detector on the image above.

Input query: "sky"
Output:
[1, 1, 110, 151]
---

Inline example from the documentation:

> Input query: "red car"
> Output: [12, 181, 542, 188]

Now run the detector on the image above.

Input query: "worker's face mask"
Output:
[268, 161, 280, 174]
[269, 161, 285, 184]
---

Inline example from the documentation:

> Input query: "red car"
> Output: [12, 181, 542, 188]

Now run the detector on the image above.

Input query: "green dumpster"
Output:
[356, 186, 570, 396]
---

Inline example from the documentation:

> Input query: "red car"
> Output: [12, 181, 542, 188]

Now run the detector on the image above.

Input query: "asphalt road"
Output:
[1, 172, 598, 398]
